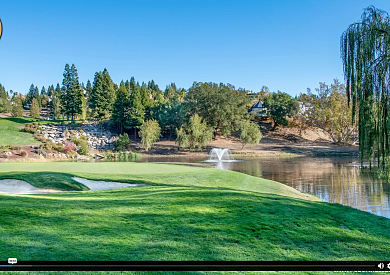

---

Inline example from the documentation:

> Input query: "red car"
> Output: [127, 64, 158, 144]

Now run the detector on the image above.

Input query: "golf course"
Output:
[0, 162, 389, 264]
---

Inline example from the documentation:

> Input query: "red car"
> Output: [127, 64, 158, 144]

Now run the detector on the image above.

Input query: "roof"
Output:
[251, 100, 264, 109]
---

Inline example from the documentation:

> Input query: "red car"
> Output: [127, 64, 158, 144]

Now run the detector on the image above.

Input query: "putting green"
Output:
[0, 162, 318, 201]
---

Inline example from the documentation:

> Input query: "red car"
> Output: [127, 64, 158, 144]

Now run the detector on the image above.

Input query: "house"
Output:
[250, 100, 268, 118]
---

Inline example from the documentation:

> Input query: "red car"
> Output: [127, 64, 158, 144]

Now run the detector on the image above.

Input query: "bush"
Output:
[240, 120, 262, 149]
[40, 142, 53, 151]
[24, 127, 37, 134]
[115, 133, 130, 152]
[78, 140, 89, 155]
[80, 135, 88, 141]
[20, 150, 28, 157]
[63, 142, 77, 153]
[52, 143, 64, 152]
[139, 120, 161, 151]
[33, 134, 47, 143]
[33, 149, 47, 157]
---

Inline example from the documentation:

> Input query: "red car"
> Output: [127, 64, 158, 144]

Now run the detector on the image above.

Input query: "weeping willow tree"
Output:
[341, 6, 390, 174]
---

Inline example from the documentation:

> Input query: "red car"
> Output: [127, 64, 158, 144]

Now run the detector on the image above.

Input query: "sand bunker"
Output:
[0, 179, 65, 194]
[71, 177, 145, 191]
[0, 177, 144, 194]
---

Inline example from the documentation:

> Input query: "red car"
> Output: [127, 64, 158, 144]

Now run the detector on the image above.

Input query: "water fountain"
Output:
[208, 148, 233, 162]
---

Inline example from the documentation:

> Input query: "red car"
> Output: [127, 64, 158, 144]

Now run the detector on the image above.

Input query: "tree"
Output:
[112, 82, 130, 133]
[26, 84, 39, 105]
[40, 86, 46, 96]
[89, 68, 116, 120]
[186, 82, 250, 136]
[240, 121, 262, 149]
[11, 97, 24, 117]
[49, 93, 62, 119]
[151, 100, 185, 136]
[115, 133, 130, 152]
[175, 114, 213, 151]
[139, 120, 161, 151]
[0, 84, 11, 113]
[61, 64, 84, 120]
[127, 85, 145, 138]
[263, 91, 299, 129]
[309, 80, 356, 143]
[341, 6, 390, 172]
[30, 98, 41, 119]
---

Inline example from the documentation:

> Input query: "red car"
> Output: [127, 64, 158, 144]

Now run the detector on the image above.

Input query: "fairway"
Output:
[0, 162, 389, 262]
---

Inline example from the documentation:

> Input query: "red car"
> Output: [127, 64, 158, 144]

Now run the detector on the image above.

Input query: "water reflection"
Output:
[139, 156, 390, 219]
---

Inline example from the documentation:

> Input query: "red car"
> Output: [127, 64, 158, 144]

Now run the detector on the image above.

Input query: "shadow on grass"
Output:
[0, 185, 389, 261]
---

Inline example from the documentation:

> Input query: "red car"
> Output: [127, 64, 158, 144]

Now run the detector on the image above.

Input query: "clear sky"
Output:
[1, 0, 390, 96]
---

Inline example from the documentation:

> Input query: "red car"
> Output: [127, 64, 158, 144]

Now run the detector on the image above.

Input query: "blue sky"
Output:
[1, 0, 390, 96]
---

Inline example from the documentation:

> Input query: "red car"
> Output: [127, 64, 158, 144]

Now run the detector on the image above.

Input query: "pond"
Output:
[137, 155, 390, 219]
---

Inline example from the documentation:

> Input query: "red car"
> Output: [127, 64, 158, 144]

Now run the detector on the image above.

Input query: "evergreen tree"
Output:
[89, 68, 116, 120]
[30, 98, 41, 119]
[85, 80, 92, 98]
[26, 84, 38, 105]
[61, 63, 84, 120]
[0, 84, 11, 113]
[47, 85, 54, 97]
[49, 93, 62, 120]
[112, 82, 130, 133]
[40, 86, 46, 96]
[55, 83, 61, 95]
[127, 85, 145, 138]
[11, 97, 24, 117]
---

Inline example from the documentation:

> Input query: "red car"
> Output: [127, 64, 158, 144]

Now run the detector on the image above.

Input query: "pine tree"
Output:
[49, 93, 62, 120]
[85, 80, 92, 98]
[128, 85, 145, 138]
[112, 82, 130, 133]
[40, 86, 46, 96]
[89, 68, 116, 120]
[30, 98, 41, 119]
[61, 63, 84, 120]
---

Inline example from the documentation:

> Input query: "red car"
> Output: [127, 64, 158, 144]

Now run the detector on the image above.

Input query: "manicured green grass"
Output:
[0, 118, 36, 146]
[0, 117, 81, 146]
[0, 162, 389, 263]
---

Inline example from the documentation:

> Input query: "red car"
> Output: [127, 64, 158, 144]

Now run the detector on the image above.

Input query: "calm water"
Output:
[138, 155, 390, 219]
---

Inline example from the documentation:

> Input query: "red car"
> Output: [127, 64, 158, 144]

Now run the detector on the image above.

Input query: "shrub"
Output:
[24, 127, 37, 134]
[78, 140, 89, 155]
[80, 135, 88, 141]
[63, 142, 77, 153]
[40, 142, 53, 151]
[33, 149, 47, 157]
[240, 120, 262, 149]
[20, 150, 28, 157]
[33, 134, 47, 143]
[139, 120, 161, 151]
[115, 133, 130, 152]
[52, 143, 64, 152]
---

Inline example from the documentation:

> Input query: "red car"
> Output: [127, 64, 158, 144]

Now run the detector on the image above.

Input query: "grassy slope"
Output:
[0, 117, 80, 146]
[0, 163, 389, 263]
[0, 118, 36, 146]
